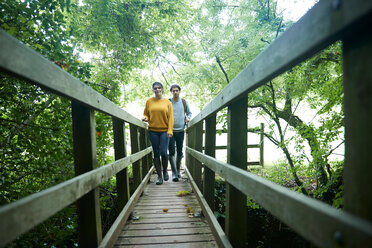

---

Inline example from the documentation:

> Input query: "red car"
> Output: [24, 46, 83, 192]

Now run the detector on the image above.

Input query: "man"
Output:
[168, 84, 192, 182]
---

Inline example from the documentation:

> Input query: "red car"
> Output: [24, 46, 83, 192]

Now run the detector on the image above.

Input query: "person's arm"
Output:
[142, 100, 149, 122]
[184, 99, 192, 124]
[167, 102, 174, 137]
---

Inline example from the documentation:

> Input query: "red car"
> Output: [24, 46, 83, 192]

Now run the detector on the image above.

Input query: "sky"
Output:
[121, 0, 321, 165]
[277, 0, 317, 21]
[85, 0, 322, 165]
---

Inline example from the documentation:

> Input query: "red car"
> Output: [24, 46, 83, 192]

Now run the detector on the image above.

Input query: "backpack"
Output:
[169, 98, 187, 114]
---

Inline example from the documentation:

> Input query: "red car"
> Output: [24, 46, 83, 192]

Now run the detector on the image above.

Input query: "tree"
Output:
[0, 0, 198, 245]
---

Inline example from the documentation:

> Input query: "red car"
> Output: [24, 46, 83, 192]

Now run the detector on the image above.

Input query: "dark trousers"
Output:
[168, 131, 185, 157]
[148, 131, 169, 158]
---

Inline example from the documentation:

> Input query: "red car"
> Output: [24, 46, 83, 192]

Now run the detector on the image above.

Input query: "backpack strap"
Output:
[170, 98, 187, 114]
[181, 98, 187, 114]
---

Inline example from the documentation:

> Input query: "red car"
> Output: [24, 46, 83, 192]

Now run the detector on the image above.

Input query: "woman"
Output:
[142, 82, 174, 185]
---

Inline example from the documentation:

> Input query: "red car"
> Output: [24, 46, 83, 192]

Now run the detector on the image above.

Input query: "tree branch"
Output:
[215, 56, 230, 84]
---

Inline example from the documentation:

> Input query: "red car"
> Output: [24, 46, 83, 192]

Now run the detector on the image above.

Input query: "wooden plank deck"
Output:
[113, 169, 219, 247]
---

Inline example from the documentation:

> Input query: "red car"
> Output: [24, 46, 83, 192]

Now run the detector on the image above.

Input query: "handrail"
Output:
[99, 166, 155, 248]
[187, 147, 372, 247]
[0, 147, 152, 247]
[0, 26, 151, 247]
[1, 0, 372, 247]
[186, 0, 372, 247]
[0, 29, 145, 128]
[189, 0, 372, 127]
[183, 165, 232, 248]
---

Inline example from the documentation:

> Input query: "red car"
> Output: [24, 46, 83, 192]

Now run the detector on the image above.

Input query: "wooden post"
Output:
[130, 124, 142, 190]
[188, 126, 196, 177]
[204, 114, 216, 212]
[194, 121, 203, 190]
[71, 102, 102, 247]
[260, 123, 264, 167]
[226, 96, 247, 247]
[185, 128, 190, 173]
[343, 26, 372, 221]
[145, 130, 153, 169]
[112, 117, 129, 210]
[139, 128, 148, 178]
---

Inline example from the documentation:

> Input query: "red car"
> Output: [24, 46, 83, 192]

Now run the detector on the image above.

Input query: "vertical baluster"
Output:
[204, 114, 216, 211]
[139, 128, 148, 178]
[185, 128, 190, 173]
[260, 123, 264, 167]
[226, 96, 248, 247]
[194, 121, 203, 189]
[187, 126, 194, 177]
[112, 117, 129, 210]
[343, 27, 372, 221]
[71, 102, 102, 247]
[130, 124, 142, 190]
[145, 130, 153, 170]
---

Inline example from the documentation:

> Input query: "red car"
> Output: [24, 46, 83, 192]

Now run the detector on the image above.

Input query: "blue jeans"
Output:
[148, 131, 169, 158]
[168, 131, 185, 157]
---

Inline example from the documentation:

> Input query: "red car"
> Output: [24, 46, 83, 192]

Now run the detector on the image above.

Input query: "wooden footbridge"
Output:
[1, 0, 372, 247]
[112, 169, 220, 247]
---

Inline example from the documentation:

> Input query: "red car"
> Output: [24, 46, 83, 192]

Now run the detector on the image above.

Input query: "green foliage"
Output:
[313, 160, 344, 207]
[0, 78, 75, 205]
[9, 206, 78, 248]
[1, 0, 344, 246]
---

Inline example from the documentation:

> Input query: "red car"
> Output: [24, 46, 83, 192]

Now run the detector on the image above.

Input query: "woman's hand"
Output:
[167, 133, 173, 138]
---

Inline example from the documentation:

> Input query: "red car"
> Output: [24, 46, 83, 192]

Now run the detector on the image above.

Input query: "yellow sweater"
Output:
[143, 97, 174, 135]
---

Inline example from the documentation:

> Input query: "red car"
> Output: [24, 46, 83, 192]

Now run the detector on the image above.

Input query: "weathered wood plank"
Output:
[187, 126, 196, 177]
[115, 233, 215, 245]
[121, 227, 212, 237]
[139, 128, 149, 177]
[113, 242, 217, 248]
[133, 205, 200, 211]
[71, 102, 102, 247]
[122, 222, 209, 230]
[225, 97, 247, 247]
[138, 196, 196, 201]
[112, 117, 130, 210]
[184, 166, 232, 248]
[130, 213, 192, 218]
[0, 30, 146, 128]
[186, 147, 372, 248]
[98, 167, 155, 248]
[194, 122, 203, 189]
[130, 124, 142, 189]
[204, 114, 216, 212]
[136, 200, 198, 206]
[259, 123, 264, 167]
[128, 217, 203, 224]
[113, 173, 219, 247]
[0, 148, 152, 247]
[138, 197, 197, 202]
[189, 0, 372, 127]
[131, 208, 197, 215]
[343, 20, 372, 222]
[144, 186, 193, 191]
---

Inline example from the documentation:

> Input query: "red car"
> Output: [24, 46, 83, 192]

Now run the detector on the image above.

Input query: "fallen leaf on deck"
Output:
[177, 190, 191, 196]
[132, 216, 141, 221]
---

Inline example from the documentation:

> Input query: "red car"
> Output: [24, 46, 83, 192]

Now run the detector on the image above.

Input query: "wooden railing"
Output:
[0, 29, 153, 247]
[202, 123, 265, 166]
[186, 0, 372, 247]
